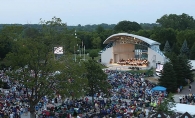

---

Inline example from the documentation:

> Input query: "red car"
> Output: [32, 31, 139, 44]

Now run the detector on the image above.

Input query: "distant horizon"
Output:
[1, 0, 194, 26]
[0, 22, 159, 26]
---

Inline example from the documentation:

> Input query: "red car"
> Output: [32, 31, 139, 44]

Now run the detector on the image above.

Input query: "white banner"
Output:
[54, 47, 63, 54]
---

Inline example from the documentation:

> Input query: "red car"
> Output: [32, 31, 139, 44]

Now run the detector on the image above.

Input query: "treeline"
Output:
[0, 23, 159, 32]
[1, 13, 195, 61]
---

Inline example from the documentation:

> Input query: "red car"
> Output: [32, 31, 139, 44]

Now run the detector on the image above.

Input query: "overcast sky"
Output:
[0, 0, 194, 26]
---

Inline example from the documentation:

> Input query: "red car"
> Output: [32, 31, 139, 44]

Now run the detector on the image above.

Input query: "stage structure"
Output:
[54, 46, 64, 60]
[100, 33, 167, 68]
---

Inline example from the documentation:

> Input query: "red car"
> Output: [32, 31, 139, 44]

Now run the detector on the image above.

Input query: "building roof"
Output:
[103, 33, 160, 46]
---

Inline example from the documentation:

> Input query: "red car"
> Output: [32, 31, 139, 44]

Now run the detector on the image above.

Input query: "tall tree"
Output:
[176, 30, 195, 49]
[0, 25, 24, 59]
[164, 40, 171, 53]
[159, 62, 177, 93]
[84, 60, 111, 105]
[156, 93, 176, 115]
[4, 17, 87, 118]
[92, 37, 101, 49]
[171, 43, 180, 55]
[190, 42, 195, 60]
[180, 39, 190, 58]
[177, 55, 194, 83]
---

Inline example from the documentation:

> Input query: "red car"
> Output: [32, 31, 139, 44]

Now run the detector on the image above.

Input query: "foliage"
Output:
[190, 42, 195, 60]
[84, 60, 111, 103]
[140, 23, 160, 30]
[135, 30, 151, 38]
[171, 43, 180, 55]
[176, 30, 195, 49]
[180, 39, 190, 58]
[150, 28, 176, 50]
[114, 20, 142, 33]
[89, 49, 99, 60]
[4, 17, 87, 118]
[92, 37, 101, 49]
[170, 54, 193, 86]
[0, 25, 24, 59]
[156, 93, 176, 115]
[159, 62, 177, 93]
[68, 23, 116, 32]
[156, 13, 195, 30]
[163, 40, 171, 53]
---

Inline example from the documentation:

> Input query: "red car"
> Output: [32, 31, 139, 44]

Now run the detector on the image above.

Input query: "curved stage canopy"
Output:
[103, 33, 160, 46]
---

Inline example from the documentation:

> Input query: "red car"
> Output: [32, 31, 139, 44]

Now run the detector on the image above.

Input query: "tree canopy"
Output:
[4, 17, 87, 118]
[84, 60, 111, 103]
[114, 20, 142, 33]
[156, 13, 195, 30]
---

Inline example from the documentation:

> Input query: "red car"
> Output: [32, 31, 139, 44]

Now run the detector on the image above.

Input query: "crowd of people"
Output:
[179, 93, 195, 105]
[0, 68, 168, 118]
[0, 70, 30, 118]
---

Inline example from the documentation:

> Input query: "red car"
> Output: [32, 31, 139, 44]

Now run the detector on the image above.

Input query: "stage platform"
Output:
[103, 63, 150, 71]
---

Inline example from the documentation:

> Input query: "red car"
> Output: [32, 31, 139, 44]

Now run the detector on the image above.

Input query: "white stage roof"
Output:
[103, 33, 160, 46]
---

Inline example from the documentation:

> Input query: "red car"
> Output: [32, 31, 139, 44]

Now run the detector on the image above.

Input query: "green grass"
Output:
[127, 68, 154, 75]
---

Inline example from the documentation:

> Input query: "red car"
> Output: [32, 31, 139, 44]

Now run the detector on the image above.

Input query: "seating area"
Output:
[117, 58, 149, 66]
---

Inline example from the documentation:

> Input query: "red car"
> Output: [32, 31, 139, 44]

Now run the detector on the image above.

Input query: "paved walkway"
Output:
[173, 81, 195, 103]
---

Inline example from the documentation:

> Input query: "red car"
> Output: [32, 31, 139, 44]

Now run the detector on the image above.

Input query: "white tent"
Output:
[190, 60, 195, 70]
[171, 103, 195, 115]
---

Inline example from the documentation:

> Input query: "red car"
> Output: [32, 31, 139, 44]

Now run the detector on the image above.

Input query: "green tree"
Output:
[92, 37, 101, 49]
[159, 62, 177, 93]
[177, 55, 194, 83]
[114, 20, 142, 33]
[156, 93, 176, 115]
[176, 30, 195, 49]
[150, 28, 176, 50]
[4, 18, 87, 118]
[164, 40, 171, 53]
[84, 60, 111, 105]
[96, 25, 105, 34]
[23, 27, 40, 39]
[180, 39, 190, 58]
[0, 25, 24, 60]
[89, 49, 99, 60]
[156, 13, 195, 30]
[170, 54, 193, 86]
[171, 43, 180, 55]
[190, 42, 195, 60]
[135, 30, 151, 38]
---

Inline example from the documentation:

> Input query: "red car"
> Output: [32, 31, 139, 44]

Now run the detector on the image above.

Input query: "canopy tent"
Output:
[171, 103, 195, 115]
[152, 86, 166, 91]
